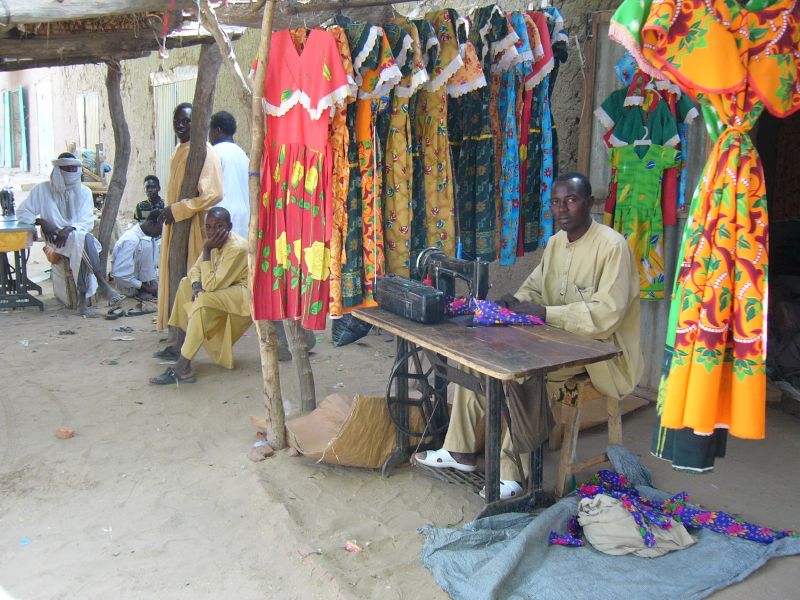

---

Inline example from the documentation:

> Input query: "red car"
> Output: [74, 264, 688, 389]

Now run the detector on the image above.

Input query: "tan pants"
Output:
[168, 277, 251, 367]
[443, 365, 586, 481]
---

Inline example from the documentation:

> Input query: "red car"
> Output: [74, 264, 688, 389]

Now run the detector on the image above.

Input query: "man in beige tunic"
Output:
[156, 102, 224, 330]
[417, 172, 643, 499]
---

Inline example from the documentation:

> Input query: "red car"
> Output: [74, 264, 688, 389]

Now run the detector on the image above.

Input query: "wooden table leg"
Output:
[483, 375, 502, 504]
[382, 338, 411, 477]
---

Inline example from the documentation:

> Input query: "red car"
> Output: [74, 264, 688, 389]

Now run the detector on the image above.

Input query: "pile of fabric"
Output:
[251, 4, 569, 330]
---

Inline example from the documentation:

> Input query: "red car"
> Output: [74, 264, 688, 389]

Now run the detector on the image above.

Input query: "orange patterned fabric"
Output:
[327, 26, 357, 318]
[611, 0, 800, 441]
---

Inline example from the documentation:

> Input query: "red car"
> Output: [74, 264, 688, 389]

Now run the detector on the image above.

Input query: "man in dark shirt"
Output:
[134, 175, 165, 223]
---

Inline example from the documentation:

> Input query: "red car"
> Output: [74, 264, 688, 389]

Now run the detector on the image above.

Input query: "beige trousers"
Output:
[443, 365, 586, 481]
[168, 277, 251, 367]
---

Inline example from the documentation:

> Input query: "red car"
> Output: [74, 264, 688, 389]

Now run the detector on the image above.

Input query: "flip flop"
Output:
[414, 448, 477, 472]
[105, 306, 124, 321]
[150, 367, 196, 385]
[79, 308, 99, 319]
[125, 307, 156, 317]
[153, 347, 181, 361]
[107, 292, 125, 307]
[479, 480, 524, 500]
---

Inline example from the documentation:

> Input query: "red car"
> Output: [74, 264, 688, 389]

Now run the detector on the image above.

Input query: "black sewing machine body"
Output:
[416, 247, 489, 300]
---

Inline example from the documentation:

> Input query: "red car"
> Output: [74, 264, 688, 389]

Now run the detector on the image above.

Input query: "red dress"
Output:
[253, 29, 349, 330]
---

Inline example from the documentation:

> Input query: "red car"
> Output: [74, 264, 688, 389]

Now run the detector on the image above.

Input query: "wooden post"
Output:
[202, 0, 317, 414]
[248, 1, 286, 449]
[167, 42, 223, 312]
[97, 58, 130, 278]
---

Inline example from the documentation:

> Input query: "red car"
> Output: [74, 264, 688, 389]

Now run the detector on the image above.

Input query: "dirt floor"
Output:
[1, 172, 798, 599]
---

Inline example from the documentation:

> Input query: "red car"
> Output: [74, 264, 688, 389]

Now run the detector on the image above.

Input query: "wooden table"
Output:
[352, 307, 620, 517]
[0, 217, 43, 311]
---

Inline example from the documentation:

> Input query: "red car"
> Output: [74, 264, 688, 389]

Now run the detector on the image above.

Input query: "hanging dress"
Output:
[611, 0, 800, 471]
[326, 26, 357, 318]
[382, 24, 428, 276]
[253, 29, 349, 330]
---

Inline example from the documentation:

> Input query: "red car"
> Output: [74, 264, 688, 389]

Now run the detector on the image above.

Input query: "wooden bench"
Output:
[552, 375, 622, 498]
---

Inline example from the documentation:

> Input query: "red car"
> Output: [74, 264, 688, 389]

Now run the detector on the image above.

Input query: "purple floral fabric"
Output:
[444, 297, 545, 326]
[549, 470, 798, 548]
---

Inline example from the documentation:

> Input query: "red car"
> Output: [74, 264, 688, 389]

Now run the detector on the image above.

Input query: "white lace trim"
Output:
[594, 107, 615, 131]
[478, 6, 503, 61]
[532, 41, 545, 62]
[424, 53, 464, 92]
[346, 74, 358, 101]
[608, 133, 627, 148]
[426, 35, 439, 52]
[514, 48, 534, 66]
[664, 133, 680, 148]
[395, 33, 413, 71]
[360, 63, 402, 99]
[447, 73, 487, 98]
[492, 45, 518, 75]
[684, 106, 700, 125]
[623, 95, 645, 107]
[263, 82, 351, 121]
[395, 68, 429, 98]
[492, 30, 519, 58]
[654, 78, 681, 95]
[524, 56, 553, 91]
[353, 25, 380, 86]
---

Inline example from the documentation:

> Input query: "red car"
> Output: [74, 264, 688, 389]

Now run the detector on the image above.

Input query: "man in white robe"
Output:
[111, 210, 162, 299]
[209, 111, 250, 238]
[17, 152, 122, 316]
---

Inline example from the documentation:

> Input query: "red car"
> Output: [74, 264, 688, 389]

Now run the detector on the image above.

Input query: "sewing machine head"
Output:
[416, 247, 489, 300]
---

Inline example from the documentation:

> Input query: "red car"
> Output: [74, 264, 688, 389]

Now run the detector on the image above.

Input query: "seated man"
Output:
[134, 175, 165, 223]
[17, 152, 123, 317]
[150, 207, 252, 384]
[110, 210, 163, 299]
[416, 172, 644, 499]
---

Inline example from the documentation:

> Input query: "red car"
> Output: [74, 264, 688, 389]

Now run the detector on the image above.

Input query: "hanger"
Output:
[633, 125, 652, 147]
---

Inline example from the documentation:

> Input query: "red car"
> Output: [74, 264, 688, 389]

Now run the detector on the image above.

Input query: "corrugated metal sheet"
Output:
[583, 14, 710, 395]
[152, 73, 196, 187]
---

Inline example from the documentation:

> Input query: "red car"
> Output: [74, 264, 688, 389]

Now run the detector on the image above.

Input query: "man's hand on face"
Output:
[191, 281, 204, 301]
[160, 205, 175, 225]
[203, 227, 229, 255]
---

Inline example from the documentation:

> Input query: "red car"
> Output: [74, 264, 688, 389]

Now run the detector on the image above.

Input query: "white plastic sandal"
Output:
[414, 448, 477, 472]
[479, 480, 524, 500]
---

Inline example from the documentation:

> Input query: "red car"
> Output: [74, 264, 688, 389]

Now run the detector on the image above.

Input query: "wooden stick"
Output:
[167, 42, 223, 312]
[247, 0, 286, 450]
[282, 0, 400, 14]
[1, 0, 195, 27]
[198, 1, 253, 132]
[97, 58, 130, 278]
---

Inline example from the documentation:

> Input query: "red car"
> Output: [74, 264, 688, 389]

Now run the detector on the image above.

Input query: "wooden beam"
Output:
[0, 31, 219, 63]
[214, 0, 394, 29]
[0, 52, 149, 70]
[246, 0, 286, 449]
[1, 0, 196, 27]
[97, 58, 130, 278]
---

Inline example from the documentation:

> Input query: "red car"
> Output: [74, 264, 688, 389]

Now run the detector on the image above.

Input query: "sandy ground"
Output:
[0, 168, 798, 598]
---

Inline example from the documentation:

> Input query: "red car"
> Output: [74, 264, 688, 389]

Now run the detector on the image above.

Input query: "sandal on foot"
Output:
[150, 367, 196, 385]
[414, 448, 477, 472]
[107, 292, 125, 307]
[479, 480, 524, 500]
[105, 306, 125, 320]
[126, 307, 155, 317]
[153, 347, 181, 361]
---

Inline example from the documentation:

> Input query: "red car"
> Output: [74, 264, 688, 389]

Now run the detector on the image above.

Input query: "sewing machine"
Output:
[416, 247, 489, 300]
[374, 248, 490, 324]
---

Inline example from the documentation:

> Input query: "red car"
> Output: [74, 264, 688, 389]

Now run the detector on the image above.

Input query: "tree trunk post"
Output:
[285, 320, 317, 412]
[167, 42, 223, 312]
[97, 58, 130, 277]
[247, 1, 286, 449]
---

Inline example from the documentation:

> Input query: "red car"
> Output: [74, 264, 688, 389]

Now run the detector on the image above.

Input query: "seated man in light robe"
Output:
[110, 210, 163, 299]
[416, 173, 644, 499]
[17, 152, 123, 316]
[149, 207, 252, 384]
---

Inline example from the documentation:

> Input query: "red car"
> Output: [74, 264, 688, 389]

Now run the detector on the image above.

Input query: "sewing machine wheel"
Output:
[385, 346, 449, 439]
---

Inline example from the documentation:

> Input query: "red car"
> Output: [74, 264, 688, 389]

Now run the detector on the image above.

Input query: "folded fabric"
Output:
[549, 470, 798, 549]
[444, 297, 545, 326]
[578, 494, 695, 557]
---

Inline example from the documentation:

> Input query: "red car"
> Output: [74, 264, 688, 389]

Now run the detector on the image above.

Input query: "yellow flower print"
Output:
[305, 164, 319, 195]
[274, 232, 289, 268]
[292, 239, 302, 263]
[303, 241, 331, 281]
[291, 161, 305, 189]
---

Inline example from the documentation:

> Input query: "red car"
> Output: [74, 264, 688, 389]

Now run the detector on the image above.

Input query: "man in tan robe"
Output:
[156, 102, 224, 330]
[150, 207, 251, 384]
[416, 172, 644, 499]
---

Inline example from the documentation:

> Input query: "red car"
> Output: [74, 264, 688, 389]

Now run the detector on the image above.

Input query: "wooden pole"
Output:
[167, 42, 223, 312]
[247, 0, 286, 449]
[97, 58, 130, 278]
[203, 0, 317, 414]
